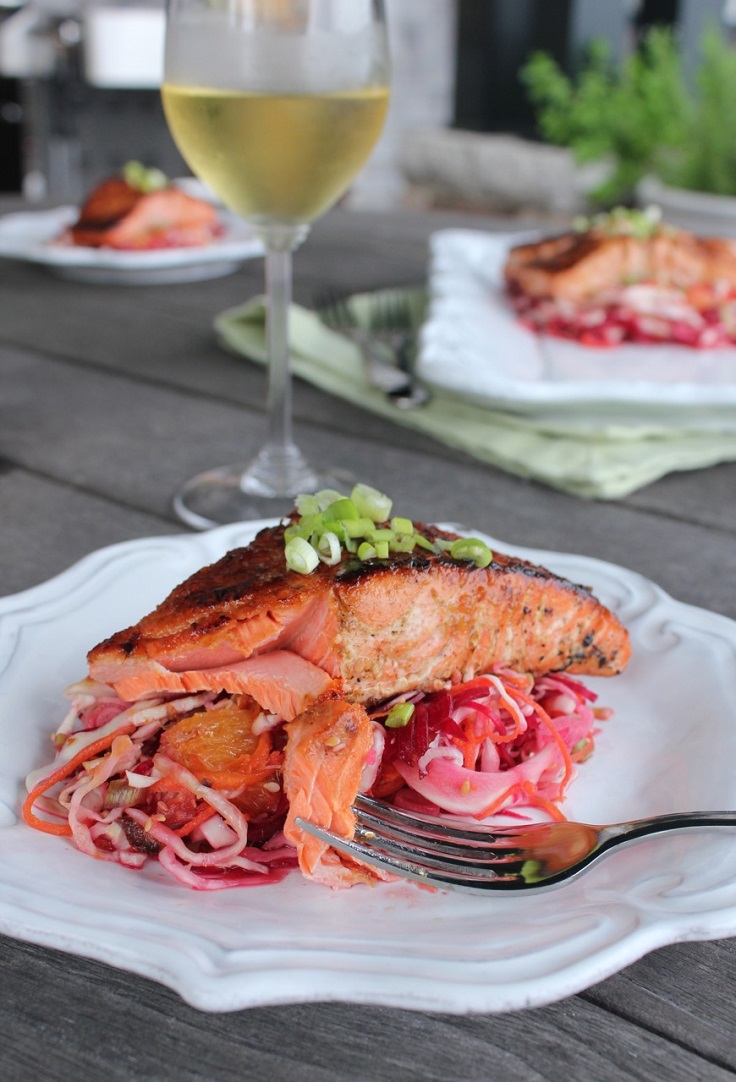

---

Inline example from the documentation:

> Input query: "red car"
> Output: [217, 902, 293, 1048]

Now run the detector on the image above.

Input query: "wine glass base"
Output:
[172, 463, 355, 529]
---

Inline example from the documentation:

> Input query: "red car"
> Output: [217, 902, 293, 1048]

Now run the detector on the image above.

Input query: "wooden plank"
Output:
[0, 467, 177, 596]
[1, 344, 735, 618]
[0, 934, 733, 1082]
[4, 207, 736, 548]
[624, 463, 736, 535]
[584, 939, 736, 1070]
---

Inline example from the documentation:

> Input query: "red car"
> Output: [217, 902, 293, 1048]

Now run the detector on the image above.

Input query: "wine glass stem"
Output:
[242, 225, 316, 497]
[265, 244, 293, 453]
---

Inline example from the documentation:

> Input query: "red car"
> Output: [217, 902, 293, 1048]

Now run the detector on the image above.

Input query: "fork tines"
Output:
[315, 288, 357, 330]
[295, 795, 536, 893]
[354, 794, 524, 855]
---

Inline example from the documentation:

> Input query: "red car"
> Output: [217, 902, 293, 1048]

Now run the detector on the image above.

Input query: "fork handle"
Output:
[603, 810, 736, 847]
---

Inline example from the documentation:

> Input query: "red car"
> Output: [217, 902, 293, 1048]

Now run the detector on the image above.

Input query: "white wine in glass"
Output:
[162, 0, 390, 527]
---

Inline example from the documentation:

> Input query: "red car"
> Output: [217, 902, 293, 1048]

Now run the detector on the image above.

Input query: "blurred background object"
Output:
[0, 0, 734, 217]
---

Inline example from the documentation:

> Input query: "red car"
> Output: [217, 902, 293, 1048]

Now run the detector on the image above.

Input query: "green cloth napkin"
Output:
[214, 292, 736, 500]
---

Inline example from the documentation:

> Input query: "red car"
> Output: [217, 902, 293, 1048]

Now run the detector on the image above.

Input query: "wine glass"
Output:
[161, 0, 390, 527]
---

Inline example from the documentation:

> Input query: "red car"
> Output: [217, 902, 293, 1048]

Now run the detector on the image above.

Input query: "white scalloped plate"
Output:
[419, 229, 736, 419]
[1, 524, 736, 1014]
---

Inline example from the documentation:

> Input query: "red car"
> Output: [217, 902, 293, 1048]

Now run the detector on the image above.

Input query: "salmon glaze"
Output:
[24, 497, 630, 890]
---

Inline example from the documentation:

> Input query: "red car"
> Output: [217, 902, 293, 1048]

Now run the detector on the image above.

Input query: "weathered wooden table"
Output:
[1, 199, 735, 1081]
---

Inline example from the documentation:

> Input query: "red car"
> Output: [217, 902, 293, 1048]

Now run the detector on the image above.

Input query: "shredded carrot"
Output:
[530, 705, 574, 796]
[22, 723, 136, 836]
[503, 684, 574, 796]
[461, 739, 478, 770]
[249, 731, 275, 770]
[519, 780, 566, 821]
[473, 784, 519, 821]
[175, 802, 217, 837]
[446, 675, 495, 697]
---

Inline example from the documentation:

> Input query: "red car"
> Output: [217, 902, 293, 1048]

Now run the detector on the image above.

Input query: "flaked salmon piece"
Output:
[65, 177, 220, 250]
[504, 228, 736, 303]
[88, 523, 630, 708]
[283, 697, 391, 887]
[95, 650, 333, 722]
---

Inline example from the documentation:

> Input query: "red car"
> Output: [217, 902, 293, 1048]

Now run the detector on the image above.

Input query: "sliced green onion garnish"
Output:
[366, 527, 395, 543]
[449, 537, 492, 568]
[315, 488, 345, 511]
[285, 536, 319, 574]
[316, 531, 341, 566]
[390, 535, 416, 553]
[520, 859, 546, 884]
[385, 702, 415, 728]
[123, 160, 168, 192]
[323, 497, 358, 521]
[343, 517, 376, 538]
[283, 523, 302, 541]
[413, 533, 436, 552]
[295, 493, 320, 517]
[102, 779, 144, 809]
[351, 483, 393, 523]
[284, 483, 488, 575]
[320, 519, 347, 543]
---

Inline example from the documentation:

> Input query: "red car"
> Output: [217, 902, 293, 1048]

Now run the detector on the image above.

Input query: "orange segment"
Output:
[158, 696, 286, 825]
[160, 697, 265, 788]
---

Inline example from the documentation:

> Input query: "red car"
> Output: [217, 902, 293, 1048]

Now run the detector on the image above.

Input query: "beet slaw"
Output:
[23, 670, 608, 890]
[510, 280, 736, 349]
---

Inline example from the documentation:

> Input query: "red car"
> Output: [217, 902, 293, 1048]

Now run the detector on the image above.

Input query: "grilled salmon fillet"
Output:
[65, 176, 220, 250]
[505, 228, 736, 303]
[88, 522, 630, 715]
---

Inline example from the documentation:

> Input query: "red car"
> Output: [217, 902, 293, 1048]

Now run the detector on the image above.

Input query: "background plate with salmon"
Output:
[1, 522, 735, 1014]
[0, 203, 264, 285]
[419, 229, 736, 420]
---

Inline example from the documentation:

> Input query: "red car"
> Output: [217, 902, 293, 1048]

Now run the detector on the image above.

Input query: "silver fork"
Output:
[317, 289, 431, 409]
[295, 794, 736, 893]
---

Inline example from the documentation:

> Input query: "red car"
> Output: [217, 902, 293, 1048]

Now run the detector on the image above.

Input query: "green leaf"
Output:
[519, 27, 735, 203]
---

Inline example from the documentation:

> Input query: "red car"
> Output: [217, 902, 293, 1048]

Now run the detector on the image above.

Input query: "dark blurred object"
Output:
[0, 1, 22, 192]
[633, 0, 680, 39]
[454, 0, 631, 137]
[0, 75, 21, 191]
[453, 0, 734, 140]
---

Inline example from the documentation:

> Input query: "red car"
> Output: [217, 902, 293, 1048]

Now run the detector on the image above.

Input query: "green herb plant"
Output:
[520, 26, 736, 203]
